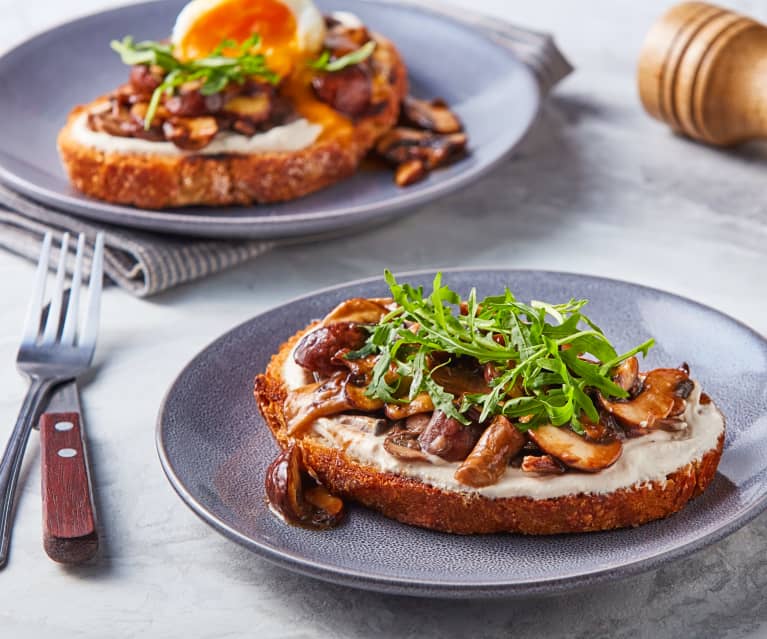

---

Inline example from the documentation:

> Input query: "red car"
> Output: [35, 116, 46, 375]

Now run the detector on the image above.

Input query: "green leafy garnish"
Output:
[360, 271, 654, 432]
[309, 40, 376, 72]
[110, 35, 280, 129]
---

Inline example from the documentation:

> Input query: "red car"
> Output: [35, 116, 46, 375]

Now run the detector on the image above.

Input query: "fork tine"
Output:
[21, 233, 52, 345]
[80, 232, 104, 351]
[41, 233, 70, 345]
[60, 233, 86, 346]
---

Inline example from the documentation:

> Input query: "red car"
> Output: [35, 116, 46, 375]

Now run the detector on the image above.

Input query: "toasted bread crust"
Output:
[57, 36, 407, 209]
[254, 325, 724, 535]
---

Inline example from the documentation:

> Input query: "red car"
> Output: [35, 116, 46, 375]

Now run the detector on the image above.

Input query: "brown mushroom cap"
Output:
[613, 356, 639, 392]
[528, 424, 623, 472]
[375, 127, 468, 169]
[284, 375, 352, 435]
[223, 94, 271, 124]
[162, 116, 219, 151]
[395, 159, 427, 186]
[265, 444, 345, 530]
[322, 298, 391, 325]
[344, 379, 385, 412]
[383, 427, 429, 462]
[418, 411, 483, 462]
[600, 368, 690, 434]
[293, 322, 367, 378]
[311, 65, 373, 118]
[332, 414, 391, 435]
[385, 393, 434, 420]
[401, 96, 463, 134]
[431, 360, 490, 395]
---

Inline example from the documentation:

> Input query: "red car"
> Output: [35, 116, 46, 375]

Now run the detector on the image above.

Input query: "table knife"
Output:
[39, 379, 98, 563]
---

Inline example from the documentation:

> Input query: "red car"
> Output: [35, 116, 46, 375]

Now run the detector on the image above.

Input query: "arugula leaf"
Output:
[310, 40, 376, 72]
[358, 271, 655, 433]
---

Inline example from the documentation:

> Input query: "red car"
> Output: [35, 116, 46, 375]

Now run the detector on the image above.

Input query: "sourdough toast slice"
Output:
[254, 324, 724, 535]
[57, 34, 407, 209]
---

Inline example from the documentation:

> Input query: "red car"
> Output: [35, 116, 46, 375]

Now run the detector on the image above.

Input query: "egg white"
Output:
[171, 0, 326, 54]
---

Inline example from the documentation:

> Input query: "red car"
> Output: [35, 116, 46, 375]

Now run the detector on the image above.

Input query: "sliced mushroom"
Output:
[88, 102, 141, 138]
[385, 393, 434, 420]
[401, 96, 463, 134]
[454, 415, 525, 487]
[419, 410, 483, 462]
[383, 428, 429, 462]
[162, 116, 219, 151]
[334, 350, 378, 381]
[521, 454, 565, 475]
[265, 444, 344, 529]
[431, 360, 490, 395]
[165, 91, 205, 117]
[344, 380, 385, 411]
[129, 64, 164, 95]
[600, 368, 690, 435]
[375, 127, 468, 169]
[528, 424, 623, 472]
[312, 65, 372, 118]
[293, 322, 367, 377]
[613, 356, 639, 393]
[126, 102, 168, 139]
[404, 413, 431, 433]
[395, 159, 427, 186]
[579, 413, 619, 442]
[332, 414, 391, 435]
[322, 298, 390, 325]
[284, 375, 352, 435]
[224, 94, 271, 124]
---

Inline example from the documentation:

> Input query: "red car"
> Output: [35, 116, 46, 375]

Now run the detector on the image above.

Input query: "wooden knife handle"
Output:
[39, 411, 98, 563]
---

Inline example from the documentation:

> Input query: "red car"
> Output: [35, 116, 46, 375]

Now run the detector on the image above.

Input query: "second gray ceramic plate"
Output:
[157, 270, 767, 598]
[0, 0, 540, 239]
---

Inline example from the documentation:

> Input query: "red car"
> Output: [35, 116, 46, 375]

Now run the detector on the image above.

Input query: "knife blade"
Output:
[38, 379, 98, 563]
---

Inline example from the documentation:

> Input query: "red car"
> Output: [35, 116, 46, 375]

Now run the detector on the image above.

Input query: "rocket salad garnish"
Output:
[349, 271, 654, 433]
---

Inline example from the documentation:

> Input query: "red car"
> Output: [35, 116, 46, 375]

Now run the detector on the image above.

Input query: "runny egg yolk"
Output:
[172, 0, 352, 139]
[174, 0, 297, 74]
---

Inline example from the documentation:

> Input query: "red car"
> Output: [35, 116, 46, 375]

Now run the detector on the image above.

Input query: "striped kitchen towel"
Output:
[0, 4, 571, 297]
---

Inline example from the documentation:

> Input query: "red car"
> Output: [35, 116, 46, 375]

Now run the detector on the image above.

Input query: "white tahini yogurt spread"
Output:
[70, 112, 322, 156]
[282, 350, 725, 501]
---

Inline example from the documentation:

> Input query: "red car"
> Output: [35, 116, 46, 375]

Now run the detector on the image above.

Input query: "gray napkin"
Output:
[0, 5, 571, 298]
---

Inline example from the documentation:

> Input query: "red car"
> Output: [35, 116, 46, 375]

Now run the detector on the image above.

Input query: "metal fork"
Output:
[0, 231, 104, 568]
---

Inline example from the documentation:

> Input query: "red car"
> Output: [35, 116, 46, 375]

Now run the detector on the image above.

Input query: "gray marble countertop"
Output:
[1, 0, 766, 637]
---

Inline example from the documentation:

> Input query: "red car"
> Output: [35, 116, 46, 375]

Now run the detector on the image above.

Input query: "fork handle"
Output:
[40, 411, 98, 563]
[0, 377, 54, 568]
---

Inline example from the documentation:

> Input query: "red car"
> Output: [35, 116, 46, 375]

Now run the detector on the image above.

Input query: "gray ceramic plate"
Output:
[156, 270, 767, 597]
[0, 0, 540, 239]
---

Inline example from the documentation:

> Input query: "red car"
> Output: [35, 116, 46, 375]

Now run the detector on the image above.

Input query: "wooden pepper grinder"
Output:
[638, 1, 767, 145]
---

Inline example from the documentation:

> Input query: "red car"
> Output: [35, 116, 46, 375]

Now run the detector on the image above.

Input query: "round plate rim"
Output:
[156, 267, 767, 597]
[0, 0, 541, 239]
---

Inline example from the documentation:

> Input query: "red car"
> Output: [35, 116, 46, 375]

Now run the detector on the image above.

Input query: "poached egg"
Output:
[171, 0, 326, 75]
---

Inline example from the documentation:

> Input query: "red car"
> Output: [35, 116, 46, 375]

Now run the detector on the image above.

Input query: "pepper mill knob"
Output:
[638, 1, 767, 145]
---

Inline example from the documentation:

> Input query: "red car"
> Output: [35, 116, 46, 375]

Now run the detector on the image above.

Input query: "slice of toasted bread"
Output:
[57, 35, 407, 209]
[254, 324, 724, 535]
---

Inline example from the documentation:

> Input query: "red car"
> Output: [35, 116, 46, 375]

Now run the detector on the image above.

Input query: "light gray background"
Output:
[1, 1, 766, 637]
